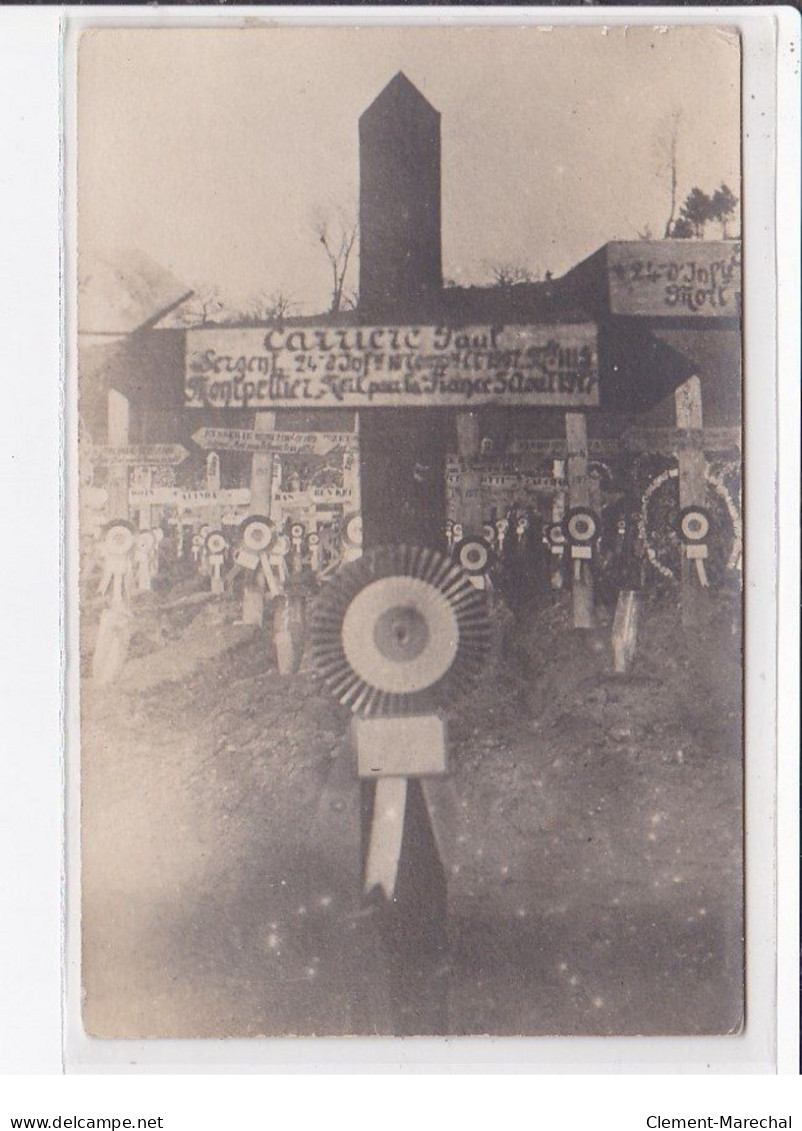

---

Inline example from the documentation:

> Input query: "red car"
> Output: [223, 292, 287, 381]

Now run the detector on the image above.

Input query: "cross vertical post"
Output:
[566, 411, 599, 628]
[674, 376, 706, 628]
[106, 389, 130, 521]
[455, 411, 483, 535]
[135, 467, 153, 591]
[551, 457, 567, 588]
[206, 452, 222, 530]
[242, 412, 276, 626]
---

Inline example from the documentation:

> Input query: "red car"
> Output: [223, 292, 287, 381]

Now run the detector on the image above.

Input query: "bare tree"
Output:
[315, 210, 358, 314]
[340, 287, 359, 312]
[175, 284, 225, 327]
[235, 291, 296, 325]
[250, 291, 296, 322]
[485, 260, 541, 287]
[653, 109, 682, 238]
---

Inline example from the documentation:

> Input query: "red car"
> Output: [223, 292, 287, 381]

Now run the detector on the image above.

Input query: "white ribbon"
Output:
[572, 545, 592, 580]
[259, 550, 281, 596]
[271, 551, 289, 585]
[236, 548, 260, 570]
[364, 778, 408, 900]
[209, 552, 225, 593]
[134, 548, 151, 591]
[98, 553, 133, 604]
[686, 544, 710, 588]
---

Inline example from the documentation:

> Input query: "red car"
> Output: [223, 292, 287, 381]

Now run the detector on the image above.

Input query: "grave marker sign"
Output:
[605, 241, 742, 318]
[185, 323, 599, 410]
[192, 426, 358, 455]
[128, 486, 251, 507]
[91, 443, 189, 466]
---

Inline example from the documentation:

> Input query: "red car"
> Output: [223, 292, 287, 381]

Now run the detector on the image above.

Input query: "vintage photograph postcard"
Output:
[74, 25, 743, 1039]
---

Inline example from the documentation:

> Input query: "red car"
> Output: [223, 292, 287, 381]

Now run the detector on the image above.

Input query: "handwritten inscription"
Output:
[446, 457, 566, 493]
[623, 426, 741, 454]
[275, 486, 354, 507]
[90, 444, 189, 466]
[185, 324, 599, 409]
[509, 437, 617, 458]
[191, 426, 358, 455]
[607, 242, 741, 317]
[128, 487, 251, 507]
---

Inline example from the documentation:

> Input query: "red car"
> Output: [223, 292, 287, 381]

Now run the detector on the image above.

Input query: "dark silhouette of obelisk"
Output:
[357, 73, 447, 552]
[359, 72, 443, 320]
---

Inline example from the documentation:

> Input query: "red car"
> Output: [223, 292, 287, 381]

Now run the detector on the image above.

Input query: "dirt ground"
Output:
[80, 564, 743, 1039]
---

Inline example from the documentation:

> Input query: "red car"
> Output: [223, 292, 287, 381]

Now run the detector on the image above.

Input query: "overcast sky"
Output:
[78, 25, 741, 315]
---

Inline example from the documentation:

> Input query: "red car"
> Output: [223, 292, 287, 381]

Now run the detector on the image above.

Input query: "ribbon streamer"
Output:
[694, 556, 709, 588]
[259, 550, 281, 596]
[236, 548, 260, 571]
[134, 544, 152, 591]
[98, 554, 133, 604]
[209, 550, 225, 594]
[571, 543, 592, 583]
[364, 777, 408, 899]
[686, 542, 710, 588]
[269, 549, 289, 587]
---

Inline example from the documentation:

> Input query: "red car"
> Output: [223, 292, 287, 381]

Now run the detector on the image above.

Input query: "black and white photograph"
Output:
[74, 24, 745, 1041]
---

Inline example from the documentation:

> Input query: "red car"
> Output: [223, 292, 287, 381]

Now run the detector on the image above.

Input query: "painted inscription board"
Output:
[185, 324, 599, 410]
[128, 487, 252, 507]
[446, 455, 567, 526]
[606, 241, 741, 318]
[446, 458, 566, 493]
[191, 427, 358, 455]
[90, 444, 189, 466]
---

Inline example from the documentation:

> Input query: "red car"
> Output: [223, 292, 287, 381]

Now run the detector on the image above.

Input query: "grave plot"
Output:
[80, 567, 741, 1037]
